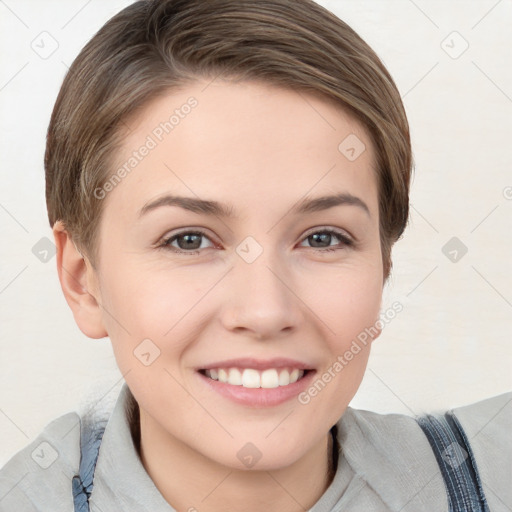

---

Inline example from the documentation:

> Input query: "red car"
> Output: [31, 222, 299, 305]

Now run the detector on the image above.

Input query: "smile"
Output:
[202, 368, 306, 388]
[196, 357, 315, 407]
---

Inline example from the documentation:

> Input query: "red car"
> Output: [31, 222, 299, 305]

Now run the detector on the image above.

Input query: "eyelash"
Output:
[158, 228, 354, 255]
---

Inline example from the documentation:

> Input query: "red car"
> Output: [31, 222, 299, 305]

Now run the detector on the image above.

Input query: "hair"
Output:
[45, 0, 413, 280]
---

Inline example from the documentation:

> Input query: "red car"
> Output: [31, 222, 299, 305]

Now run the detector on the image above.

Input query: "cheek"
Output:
[101, 256, 198, 323]
[311, 262, 383, 344]
[300, 264, 382, 407]
[97, 260, 205, 371]
[98, 267, 204, 418]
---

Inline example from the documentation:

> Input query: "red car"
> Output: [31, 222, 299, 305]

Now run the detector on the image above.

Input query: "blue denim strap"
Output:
[416, 411, 490, 512]
[72, 417, 107, 512]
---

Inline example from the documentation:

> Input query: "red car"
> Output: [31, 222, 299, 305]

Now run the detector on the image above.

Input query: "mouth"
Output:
[196, 358, 316, 407]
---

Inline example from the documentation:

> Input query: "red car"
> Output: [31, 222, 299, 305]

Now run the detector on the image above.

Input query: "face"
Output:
[89, 79, 383, 470]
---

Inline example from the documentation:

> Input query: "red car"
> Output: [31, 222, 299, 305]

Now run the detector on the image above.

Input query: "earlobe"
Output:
[52, 221, 108, 339]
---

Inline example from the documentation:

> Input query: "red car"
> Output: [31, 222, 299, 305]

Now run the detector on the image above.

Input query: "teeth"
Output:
[204, 368, 305, 388]
[242, 369, 260, 388]
[228, 368, 242, 386]
[278, 369, 290, 386]
[289, 369, 300, 384]
[261, 369, 279, 388]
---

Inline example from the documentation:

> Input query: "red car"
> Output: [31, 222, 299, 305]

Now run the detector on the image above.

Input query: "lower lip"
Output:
[197, 370, 316, 408]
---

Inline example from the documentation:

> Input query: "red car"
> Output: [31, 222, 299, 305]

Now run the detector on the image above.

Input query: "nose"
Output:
[219, 249, 304, 340]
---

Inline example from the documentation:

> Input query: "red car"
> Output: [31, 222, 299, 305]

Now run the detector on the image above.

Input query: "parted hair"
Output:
[45, 0, 413, 279]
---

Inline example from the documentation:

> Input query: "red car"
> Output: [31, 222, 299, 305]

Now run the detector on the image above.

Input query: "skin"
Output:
[54, 79, 384, 512]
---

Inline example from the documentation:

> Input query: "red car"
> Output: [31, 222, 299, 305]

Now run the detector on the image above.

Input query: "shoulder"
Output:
[337, 404, 450, 511]
[450, 391, 512, 512]
[450, 390, 511, 430]
[342, 391, 511, 446]
[0, 411, 82, 512]
[339, 392, 511, 511]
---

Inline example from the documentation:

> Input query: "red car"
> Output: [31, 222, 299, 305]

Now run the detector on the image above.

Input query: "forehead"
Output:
[103, 79, 379, 221]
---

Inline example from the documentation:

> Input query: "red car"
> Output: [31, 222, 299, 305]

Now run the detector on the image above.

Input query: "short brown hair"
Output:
[45, 0, 413, 279]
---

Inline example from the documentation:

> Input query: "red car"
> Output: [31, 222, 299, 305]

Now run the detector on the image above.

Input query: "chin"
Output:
[202, 431, 319, 473]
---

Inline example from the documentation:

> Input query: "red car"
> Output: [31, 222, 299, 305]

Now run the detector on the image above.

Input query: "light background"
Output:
[1, 0, 511, 466]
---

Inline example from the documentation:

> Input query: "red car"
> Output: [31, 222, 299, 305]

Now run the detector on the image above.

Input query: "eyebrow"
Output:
[138, 192, 371, 219]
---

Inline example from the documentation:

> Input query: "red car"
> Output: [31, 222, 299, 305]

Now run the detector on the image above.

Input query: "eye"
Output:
[299, 228, 354, 253]
[159, 230, 214, 255]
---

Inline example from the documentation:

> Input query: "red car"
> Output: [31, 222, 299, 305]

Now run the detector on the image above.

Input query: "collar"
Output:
[89, 383, 174, 511]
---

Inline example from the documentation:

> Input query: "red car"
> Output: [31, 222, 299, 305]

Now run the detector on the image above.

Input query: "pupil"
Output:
[311, 233, 330, 247]
[180, 234, 200, 250]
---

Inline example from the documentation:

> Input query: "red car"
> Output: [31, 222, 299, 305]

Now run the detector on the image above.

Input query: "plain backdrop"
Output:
[1, 0, 511, 466]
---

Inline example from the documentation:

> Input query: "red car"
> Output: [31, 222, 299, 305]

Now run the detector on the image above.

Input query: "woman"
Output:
[1, 1, 509, 511]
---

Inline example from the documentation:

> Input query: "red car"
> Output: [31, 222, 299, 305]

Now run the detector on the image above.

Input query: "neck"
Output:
[136, 409, 336, 512]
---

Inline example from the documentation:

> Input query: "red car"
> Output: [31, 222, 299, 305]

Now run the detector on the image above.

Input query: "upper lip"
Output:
[197, 357, 314, 371]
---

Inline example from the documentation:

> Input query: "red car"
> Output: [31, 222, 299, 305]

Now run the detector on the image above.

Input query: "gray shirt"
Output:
[1, 383, 510, 511]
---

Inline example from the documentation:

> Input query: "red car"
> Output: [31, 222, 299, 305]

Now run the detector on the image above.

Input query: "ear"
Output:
[52, 221, 108, 339]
